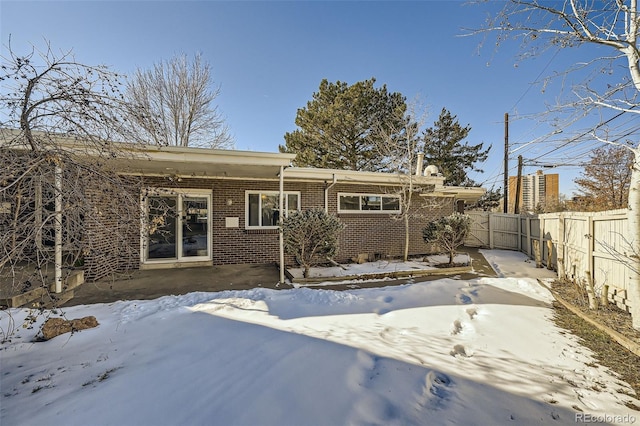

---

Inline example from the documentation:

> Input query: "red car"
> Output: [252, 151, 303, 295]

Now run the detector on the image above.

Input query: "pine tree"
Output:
[279, 78, 407, 171]
[467, 186, 502, 211]
[573, 145, 633, 211]
[422, 108, 490, 186]
[422, 212, 472, 266]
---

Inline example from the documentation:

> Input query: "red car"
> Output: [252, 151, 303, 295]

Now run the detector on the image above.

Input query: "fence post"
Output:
[526, 216, 532, 257]
[540, 216, 546, 266]
[533, 240, 542, 268]
[517, 214, 522, 252]
[488, 212, 494, 249]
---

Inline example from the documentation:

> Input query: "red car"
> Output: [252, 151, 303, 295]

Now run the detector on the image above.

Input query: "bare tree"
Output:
[0, 40, 142, 338]
[373, 102, 448, 261]
[573, 144, 633, 211]
[472, 0, 640, 329]
[125, 53, 233, 149]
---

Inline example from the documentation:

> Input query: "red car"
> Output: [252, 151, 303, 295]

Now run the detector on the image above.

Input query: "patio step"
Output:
[0, 270, 84, 308]
[48, 270, 85, 293]
[286, 263, 473, 284]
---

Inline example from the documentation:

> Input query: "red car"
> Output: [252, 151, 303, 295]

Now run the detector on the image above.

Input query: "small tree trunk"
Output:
[546, 239, 554, 270]
[533, 240, 542, 268]
[601, 284, 610, 307]
[303, 265, 310, 279]
[404, 214, 410, 262]
[585, 271, 599, 310]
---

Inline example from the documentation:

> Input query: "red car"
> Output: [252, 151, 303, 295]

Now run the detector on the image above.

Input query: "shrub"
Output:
[422, 212, 471, 265]
[282, 208, 344, 278]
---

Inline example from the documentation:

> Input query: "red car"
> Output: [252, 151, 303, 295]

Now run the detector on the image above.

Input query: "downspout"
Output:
[279, 166, 285, 285]
[324, 174, 337, 212]
[54, 163, 63, 294]
[415, 152, 424, 176]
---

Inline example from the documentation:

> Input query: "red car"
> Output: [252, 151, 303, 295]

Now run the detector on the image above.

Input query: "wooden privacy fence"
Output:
[465, 209, 633, 313]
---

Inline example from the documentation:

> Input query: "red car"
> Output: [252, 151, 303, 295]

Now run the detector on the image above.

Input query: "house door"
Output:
[145, 191, 211, 263]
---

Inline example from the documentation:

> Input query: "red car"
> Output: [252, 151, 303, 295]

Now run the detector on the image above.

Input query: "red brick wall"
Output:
[134, 177, 324, 265]
[212, 180, 324, 264]
[326, 184, 454, 262]
[112, 176, 455, 269]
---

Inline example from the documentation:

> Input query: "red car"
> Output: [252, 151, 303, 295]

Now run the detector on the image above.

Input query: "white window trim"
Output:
[337, 192, 402, 214]
[140, 188, 213, 264]
[245, 190, 301, 229]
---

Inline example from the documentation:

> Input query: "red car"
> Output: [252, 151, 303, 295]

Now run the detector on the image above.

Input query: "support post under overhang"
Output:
[278, 166, 285, 285]
[54, 163, 63, 294]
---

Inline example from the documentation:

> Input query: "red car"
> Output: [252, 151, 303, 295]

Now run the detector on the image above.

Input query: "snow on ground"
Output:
[1, 250, 639, 425]
[287, 253, 471, 280]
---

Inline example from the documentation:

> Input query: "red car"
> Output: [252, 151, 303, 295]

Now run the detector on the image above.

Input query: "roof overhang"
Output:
[0, 130, 487, 198]
[283, 167, 446, 186]
[0, 129, 296, 179]
[116, 145, 296, 179]
[428, 186, 486, 203]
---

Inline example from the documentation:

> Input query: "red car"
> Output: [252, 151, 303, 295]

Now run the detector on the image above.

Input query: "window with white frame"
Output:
[337, 193, 401, 213]
[245, 191, 300, 228]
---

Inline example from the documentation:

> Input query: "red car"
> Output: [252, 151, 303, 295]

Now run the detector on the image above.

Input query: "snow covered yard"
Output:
[286, 253, 471, 283]
[1, 250, 639, 425]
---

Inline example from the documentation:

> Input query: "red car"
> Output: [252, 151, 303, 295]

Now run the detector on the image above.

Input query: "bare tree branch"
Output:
[124, 53, 233, 149]
[468, 0, 640, 329]
[0, 40, 143, 339]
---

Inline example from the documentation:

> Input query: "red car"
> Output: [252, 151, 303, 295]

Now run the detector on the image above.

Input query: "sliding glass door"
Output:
[181, 197, 209, 258]
[145, 191, 211, 263]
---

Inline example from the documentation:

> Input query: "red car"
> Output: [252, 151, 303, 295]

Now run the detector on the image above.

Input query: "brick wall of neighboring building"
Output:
[544, 173, 559, 207]
[109, 177, 456, 270]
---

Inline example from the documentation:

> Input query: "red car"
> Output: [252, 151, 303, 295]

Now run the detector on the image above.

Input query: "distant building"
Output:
[508, 170, 559, 213]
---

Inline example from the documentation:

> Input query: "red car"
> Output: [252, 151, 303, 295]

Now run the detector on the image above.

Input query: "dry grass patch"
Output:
[551, 280, 640, 409]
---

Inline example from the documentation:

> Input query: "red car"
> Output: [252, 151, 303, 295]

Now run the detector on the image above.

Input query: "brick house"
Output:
[1, 132, 484, 286]
[109, 144, 484, 282]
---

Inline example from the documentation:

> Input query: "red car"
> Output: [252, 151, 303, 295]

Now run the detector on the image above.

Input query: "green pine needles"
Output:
[422, 212, 472, 266]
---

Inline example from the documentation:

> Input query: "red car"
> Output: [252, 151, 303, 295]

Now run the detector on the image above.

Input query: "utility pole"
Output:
[514, 155, 523, 214]
[503, 113, 509, 213]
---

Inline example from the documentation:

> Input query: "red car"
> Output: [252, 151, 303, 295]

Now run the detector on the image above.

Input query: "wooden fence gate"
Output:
[465, 212, 520, 250]
[466, 210, 634, 314]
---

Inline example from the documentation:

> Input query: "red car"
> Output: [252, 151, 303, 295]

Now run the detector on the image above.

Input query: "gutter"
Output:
[324, 173, 338, 213]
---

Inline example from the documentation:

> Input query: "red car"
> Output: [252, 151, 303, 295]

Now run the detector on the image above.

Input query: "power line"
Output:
[528, 107, 636, 163]
[508, 50, 560, 114]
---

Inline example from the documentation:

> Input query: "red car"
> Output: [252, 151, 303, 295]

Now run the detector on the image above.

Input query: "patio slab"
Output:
[60, 247, 499, 306]
[63, 263, 282, 307]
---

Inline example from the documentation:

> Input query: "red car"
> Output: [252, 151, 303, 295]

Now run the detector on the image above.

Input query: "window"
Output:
[245, 191, 300, 228]
[142, 189, 212, 263]
[337, 193, 401, 213]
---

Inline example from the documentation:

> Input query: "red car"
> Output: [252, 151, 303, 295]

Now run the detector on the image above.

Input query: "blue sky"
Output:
[0, 0, 607, 195]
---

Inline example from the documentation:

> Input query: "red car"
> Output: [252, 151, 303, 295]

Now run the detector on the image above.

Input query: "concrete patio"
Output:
[63, 247, 498, 306]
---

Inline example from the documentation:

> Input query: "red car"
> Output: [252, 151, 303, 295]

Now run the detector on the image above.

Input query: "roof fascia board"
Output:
[427, 186, 486, 202]
[1, 128, 296, 167]
[140, 148, 294, 167]
[284, 167, 445, 185]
